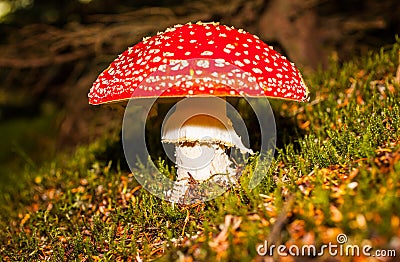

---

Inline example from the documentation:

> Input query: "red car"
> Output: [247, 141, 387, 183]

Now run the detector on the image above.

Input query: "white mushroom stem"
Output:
[161, 96, 252, 185]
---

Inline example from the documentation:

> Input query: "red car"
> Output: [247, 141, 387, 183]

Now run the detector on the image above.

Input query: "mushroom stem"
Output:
[162, 96, 252, 200]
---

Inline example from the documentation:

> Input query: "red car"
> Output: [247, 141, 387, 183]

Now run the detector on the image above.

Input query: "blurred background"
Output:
[0, 0, 399, 184]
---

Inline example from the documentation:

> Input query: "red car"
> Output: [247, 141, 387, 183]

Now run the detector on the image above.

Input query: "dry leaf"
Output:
[395, 54, 400, 85]
[330, 205, 343, 223]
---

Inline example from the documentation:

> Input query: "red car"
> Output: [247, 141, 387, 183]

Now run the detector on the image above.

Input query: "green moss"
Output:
[1, 39, 400, 261]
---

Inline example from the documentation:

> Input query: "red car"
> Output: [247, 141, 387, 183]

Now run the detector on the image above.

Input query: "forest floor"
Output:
[0, 39, 399, 261]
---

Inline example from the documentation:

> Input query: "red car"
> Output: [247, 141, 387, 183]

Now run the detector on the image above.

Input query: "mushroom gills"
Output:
[161, 96, 252, 200]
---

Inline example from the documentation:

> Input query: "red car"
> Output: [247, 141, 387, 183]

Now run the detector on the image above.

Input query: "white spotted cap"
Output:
[88, 22, 309, 105]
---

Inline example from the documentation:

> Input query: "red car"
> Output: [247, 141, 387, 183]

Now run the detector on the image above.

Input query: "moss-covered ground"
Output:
[1, 39, 399, 261]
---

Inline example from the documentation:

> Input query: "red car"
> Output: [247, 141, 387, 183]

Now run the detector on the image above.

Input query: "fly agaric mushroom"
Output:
[88, 22, 309, 202]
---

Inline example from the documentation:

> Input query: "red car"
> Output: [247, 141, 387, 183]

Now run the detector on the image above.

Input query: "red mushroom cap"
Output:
[88, 22, 309, 105]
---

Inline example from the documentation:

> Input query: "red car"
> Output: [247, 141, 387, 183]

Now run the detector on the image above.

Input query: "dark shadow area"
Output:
[273, 109, 306, 152]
